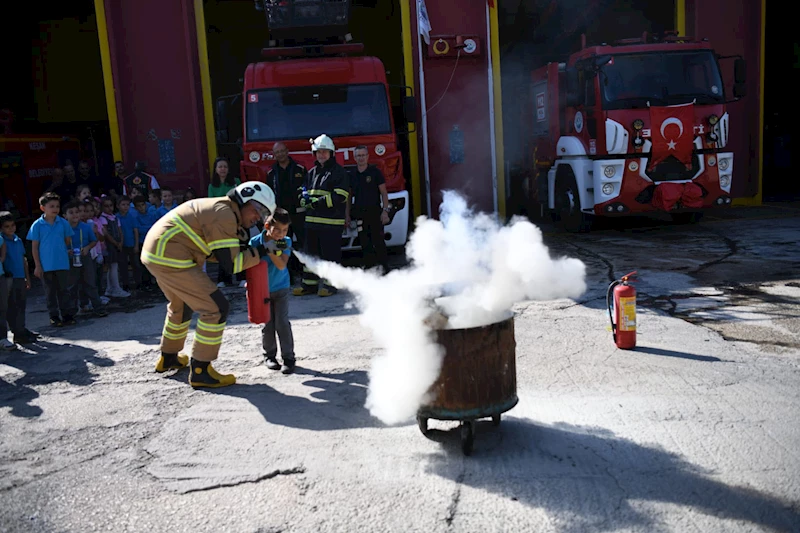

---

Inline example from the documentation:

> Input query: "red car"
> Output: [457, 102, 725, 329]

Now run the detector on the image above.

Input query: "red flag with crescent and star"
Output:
[649, 102, 695, 170]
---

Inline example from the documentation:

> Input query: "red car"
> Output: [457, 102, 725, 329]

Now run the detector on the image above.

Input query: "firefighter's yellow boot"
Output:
[317, 286, 337, 297]
[292, 286, 316, 296]
[155, 352, 189, 373]
[189, 359, 236, 388]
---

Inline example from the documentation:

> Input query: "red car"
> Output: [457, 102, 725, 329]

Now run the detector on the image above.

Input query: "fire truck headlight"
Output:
[708, 114, 719, 126]
[602, 183, 614, 195]
[603, 165, 616, 178]
[719, 175, 731, 188]
[718, 157, 730, 171]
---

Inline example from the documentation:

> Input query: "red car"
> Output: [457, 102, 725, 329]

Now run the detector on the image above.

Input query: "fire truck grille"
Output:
[647, 154, 702, 182]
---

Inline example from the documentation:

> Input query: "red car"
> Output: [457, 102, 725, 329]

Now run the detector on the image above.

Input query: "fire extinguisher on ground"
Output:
[607, 271, 638, 349]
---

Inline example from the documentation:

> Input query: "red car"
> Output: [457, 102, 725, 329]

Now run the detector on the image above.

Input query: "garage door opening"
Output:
[201, 0, 409, 184]
[0, 0, 114, 222]
[762, 1, 797, 202]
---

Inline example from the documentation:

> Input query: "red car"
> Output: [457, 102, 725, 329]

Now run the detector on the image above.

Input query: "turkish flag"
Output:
[649, 102, 695, 169]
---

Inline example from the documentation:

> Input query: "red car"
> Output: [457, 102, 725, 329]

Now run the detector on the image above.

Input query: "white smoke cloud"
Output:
[297, 190, 586, 425]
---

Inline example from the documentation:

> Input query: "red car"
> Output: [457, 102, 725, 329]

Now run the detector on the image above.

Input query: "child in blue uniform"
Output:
[1, 211, 39, 345]
[26, 192, 74, 326]
[133, 195, 159, 291]
[249, 208, 295, 374]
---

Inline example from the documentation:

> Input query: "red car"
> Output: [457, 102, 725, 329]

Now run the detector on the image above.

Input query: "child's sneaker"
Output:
[265, 358, 281, 370]
[1, 339, 16, 351]
[13, 332, 34, 345]
[280, 361, 295, 375]
[50, 317, 63, 327]
[99, 296, 111, 305]
[79, 304, 94, 315]
[111, 288, 131, 298]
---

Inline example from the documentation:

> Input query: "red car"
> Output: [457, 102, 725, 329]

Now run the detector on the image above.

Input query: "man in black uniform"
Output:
[293, 134, 349, 297]
[347, 145, 390, 273]
[267, 141, 306, 284]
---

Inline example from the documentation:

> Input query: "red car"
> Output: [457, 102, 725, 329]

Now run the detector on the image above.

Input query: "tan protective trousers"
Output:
[144, 263, 229, 362]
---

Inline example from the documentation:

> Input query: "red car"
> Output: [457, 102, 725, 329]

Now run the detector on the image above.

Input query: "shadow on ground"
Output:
[200, 368, 382, 431]
[423, 418, 799, 532]
[0, 341, 113, 418]
[634, 345, 724, 363]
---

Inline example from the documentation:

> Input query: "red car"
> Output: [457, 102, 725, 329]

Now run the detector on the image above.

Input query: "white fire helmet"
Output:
[229, 181, 277, 220]
[310, 134, 336, 153]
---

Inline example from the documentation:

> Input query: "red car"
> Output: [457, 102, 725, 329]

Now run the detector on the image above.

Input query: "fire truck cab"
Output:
[530, 33, 746, 231]
[217, 0, 413, 250]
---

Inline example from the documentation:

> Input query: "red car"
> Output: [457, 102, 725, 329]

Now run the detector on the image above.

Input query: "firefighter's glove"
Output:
[300, 196, 321, 210]
[264, 238, 289, 257]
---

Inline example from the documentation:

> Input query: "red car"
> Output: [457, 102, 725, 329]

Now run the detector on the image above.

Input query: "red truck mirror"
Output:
[403, 95, 417, 124]
[734, 58, 746, 84]
[564, 68, 582, 108]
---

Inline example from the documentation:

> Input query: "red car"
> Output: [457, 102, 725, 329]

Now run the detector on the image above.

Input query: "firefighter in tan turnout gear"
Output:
[141, 181, 277, 388]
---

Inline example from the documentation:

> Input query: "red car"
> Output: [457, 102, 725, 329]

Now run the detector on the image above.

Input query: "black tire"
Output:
[671, 212, 704, 224]
[555, 173, 592, 233]
[491, 414, 501, 426]
[417, 415, 428, 435]
[461, 421, 474, 456]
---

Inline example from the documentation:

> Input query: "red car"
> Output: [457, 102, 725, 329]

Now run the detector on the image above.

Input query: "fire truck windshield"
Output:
[245, 83, 392, 142]
[599, 50, 724, 110]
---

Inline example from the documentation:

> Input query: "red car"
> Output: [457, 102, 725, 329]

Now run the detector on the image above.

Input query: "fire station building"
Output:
[1, 0, 792, 221]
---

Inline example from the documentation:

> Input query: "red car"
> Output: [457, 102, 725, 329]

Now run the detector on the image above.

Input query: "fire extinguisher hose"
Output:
[606, 279, 620, 343]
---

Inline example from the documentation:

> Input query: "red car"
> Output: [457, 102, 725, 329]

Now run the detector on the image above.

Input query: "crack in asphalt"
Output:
[690, 228, 738, 274]
[564, 241, 617, 283]
[0, 449, 112, 493]
[445, 466, 466, 527]
[176, 466, 307, 495]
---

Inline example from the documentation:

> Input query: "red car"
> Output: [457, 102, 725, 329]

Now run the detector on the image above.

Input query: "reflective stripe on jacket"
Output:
[141, 197, 260, 272]
[304, 159, 350, 227]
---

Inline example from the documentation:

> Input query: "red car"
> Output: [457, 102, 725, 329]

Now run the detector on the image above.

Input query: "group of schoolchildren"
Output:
[0, 185, 183, 350]
[1, 182, 298, 375]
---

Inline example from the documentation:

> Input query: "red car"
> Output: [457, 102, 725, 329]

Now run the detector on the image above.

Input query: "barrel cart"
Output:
[416, 311, 518, 456]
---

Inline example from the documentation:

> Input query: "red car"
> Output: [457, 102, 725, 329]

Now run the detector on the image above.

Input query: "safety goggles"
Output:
[252, 201, 271, 221]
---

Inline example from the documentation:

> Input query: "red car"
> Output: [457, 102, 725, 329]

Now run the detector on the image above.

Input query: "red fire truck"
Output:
[527, 33, 746, 231]
[0, 134, 81, 223]
[216, 0, 414, 250]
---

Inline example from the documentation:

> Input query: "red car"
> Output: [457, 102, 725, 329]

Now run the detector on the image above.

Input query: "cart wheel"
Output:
[417, 415, 428, 435]
[492, 414, 501, 426]
[460, 421, 474, 456]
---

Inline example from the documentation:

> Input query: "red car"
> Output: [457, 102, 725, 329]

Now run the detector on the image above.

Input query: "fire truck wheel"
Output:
[555, 176, 592, 233]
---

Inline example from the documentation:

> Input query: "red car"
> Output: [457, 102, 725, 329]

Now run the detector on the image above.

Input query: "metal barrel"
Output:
[419, 314, 518, 421]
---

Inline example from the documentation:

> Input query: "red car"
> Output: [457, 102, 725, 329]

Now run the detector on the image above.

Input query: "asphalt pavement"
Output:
[1, 204, 798, 533]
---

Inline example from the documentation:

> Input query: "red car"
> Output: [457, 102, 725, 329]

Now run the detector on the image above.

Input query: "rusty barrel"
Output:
[418, 313, 518, 421]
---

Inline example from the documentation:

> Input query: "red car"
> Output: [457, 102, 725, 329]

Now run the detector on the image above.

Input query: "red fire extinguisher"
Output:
[246, 260, 271, 324]
[607, 271, 638, 349]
